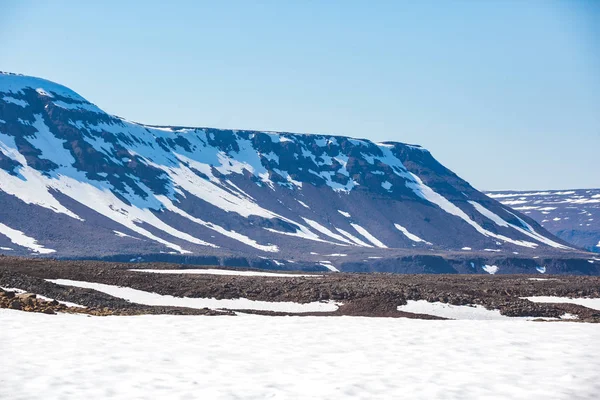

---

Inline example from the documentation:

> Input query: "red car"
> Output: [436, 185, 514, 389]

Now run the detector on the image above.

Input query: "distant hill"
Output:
[486, 189, 599, 253]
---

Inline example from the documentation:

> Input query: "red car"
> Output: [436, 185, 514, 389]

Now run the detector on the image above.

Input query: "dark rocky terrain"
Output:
[0, 72, 597, 274]
[486, 189, 600, 253]
[1, 257, 599, 321]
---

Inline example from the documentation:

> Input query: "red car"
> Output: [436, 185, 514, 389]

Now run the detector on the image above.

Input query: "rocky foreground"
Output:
[1, 256, 599, 321]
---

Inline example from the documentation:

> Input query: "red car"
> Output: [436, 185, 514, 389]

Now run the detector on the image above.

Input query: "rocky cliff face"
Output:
[0, 72, 596, 274]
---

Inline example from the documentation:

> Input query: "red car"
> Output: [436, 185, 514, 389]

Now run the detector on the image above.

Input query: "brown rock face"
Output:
[8, 299, 22, 310]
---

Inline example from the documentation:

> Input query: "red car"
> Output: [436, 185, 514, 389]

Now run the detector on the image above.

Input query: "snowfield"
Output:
[522, 296, 600, 311]
[47, 279, 339, 313]
[398, 300, 531, 320]
[1, 309, 599, 400]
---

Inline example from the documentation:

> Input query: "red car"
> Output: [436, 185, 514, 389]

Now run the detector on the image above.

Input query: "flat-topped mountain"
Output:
[0, 72, 596, 274]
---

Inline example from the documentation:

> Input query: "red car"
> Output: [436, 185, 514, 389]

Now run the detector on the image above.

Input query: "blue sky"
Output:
[1, 0, 598, 190]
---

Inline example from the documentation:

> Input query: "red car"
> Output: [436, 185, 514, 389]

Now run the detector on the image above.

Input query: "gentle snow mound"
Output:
[0, 222, 55, 254]
[2, 310, 598, 400]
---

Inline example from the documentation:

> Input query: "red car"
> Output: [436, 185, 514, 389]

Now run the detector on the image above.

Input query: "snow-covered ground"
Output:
[398, 300, 532, 320]
[47, 279, 339, 313]
[1, 309, 599, 400]
[522, 296, 600, 311]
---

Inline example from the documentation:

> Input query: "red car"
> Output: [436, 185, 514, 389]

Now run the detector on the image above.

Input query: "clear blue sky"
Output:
[1, 0, 598, 190]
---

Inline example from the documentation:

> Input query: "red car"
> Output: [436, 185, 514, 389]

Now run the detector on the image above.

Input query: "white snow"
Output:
[0, 246, 13, 250]
[0, 73, 87, 100]
[302, 218, 354, 245]
[0, 222, 55, 254]
[35, 88, 54, 97]
[128, 269, 322, 278]
[316, 260, 340, 272]
[468, 201, 570, 249]
[0, 123, 216, 254]
[337, 210, 351, 218]
[53, 100, 103, 113]
[513, 205, 541, 210]
[398, 300, 527, 320]
[2, 309, 599, 399]
[523, 296, 600, 311]
[482, 265, 499, 274]
[394, 223, 432, 244]
[404, 174, 539, 248]
[113, 230, 142, 240]
[158, 196, 276, 252]
[536, 266, 547, 274]
[335, 227, 373, 247]
[264, 226, 335, 245]
[350, 223, 387, 248]
[381, 181, 392, 190]
[47, 279, 339, 313]
[487, 191, 573, 199]
[461, 247, 472, 250]
[296, 199, 310, 208]
[560, 313, 579, 320]
[2, 96, 28, 107]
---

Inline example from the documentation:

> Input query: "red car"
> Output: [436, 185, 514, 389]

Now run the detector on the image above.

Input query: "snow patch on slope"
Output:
[350, 223, 387, 248]
[335, 228, 373, 247]
[405, 174, 537, 248]
[158, 196, 277, 252]
[302, 218, 354, 246]
[468, 201, 570, 250]
[482, 265, 499, 275]
[394, 224, 432, 245]
[0, 222, 55, 254]
[2, 96, 28, 107]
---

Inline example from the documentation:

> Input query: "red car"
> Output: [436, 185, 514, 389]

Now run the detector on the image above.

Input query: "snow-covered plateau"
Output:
[1, 309, 599, 400]
[1, 72, 596, 274]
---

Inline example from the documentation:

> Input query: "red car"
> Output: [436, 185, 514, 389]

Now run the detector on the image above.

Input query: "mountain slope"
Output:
[0, 72, 596, 274]
[486, 189, 600, 253]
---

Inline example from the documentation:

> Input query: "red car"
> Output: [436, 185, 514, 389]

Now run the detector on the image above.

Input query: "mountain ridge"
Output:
[0, 71, 597, 274]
